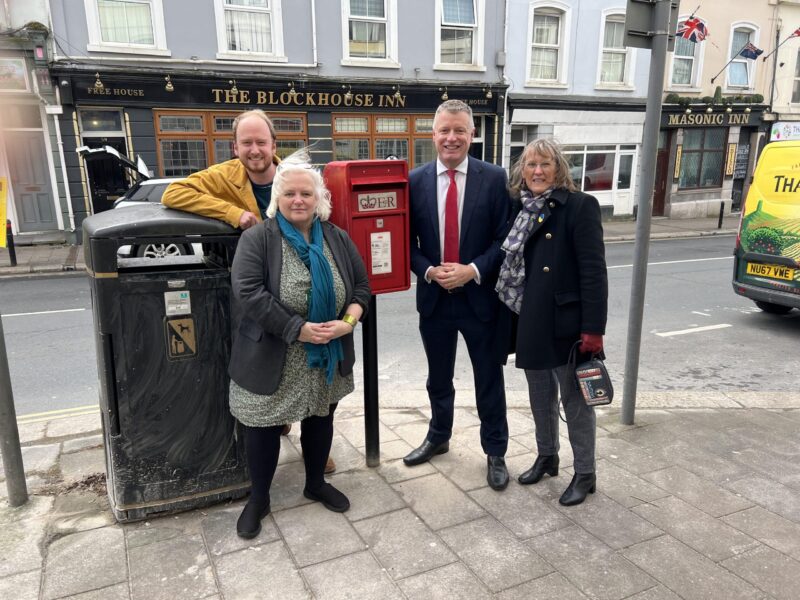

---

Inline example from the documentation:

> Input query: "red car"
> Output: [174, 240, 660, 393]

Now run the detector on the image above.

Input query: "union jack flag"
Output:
[677, 17, 709, 43]
[791, 27, 800, 38]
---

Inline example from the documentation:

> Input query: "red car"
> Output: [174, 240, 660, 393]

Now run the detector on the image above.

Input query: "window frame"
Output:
[677, 127, 726, 190]
[434, 0, 486, 71]
[84, 0, 170, 56]
[563, 143, 637, 194]
[340, 0, 399, 68]
[331, 113, 435, 168]
[667, 15, 706, 91]
[793, 48, 800, 104]
[153, 109, 306, 178]
[526, 1, 571, 87]
[725, 22, 760, 92]
[595, 9, 634, 90]
[213, 0, 286, 62]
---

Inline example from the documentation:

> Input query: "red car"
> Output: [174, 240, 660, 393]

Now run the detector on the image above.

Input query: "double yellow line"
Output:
[17, 404, 99, 425]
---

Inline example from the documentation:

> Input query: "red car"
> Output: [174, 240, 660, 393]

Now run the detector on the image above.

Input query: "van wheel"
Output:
[754, 301, 793, 315]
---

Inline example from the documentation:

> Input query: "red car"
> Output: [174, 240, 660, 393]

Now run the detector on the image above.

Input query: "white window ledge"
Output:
[87, 43, 171, 57]
[666, 86, 702, 93]
[524, 81, 568, 89]
[340, 58, 401, 69]
[216, 51, 288, 63]
[594, 84, 635, 92]
[433, 63, 486, 72]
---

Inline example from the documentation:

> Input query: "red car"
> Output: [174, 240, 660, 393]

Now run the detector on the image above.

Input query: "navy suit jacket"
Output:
[409, 156, 511, 322]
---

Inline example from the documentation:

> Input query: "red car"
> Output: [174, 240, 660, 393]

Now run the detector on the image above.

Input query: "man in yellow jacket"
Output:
[162, 109, 279, 230]
[163, 108, 336, 473]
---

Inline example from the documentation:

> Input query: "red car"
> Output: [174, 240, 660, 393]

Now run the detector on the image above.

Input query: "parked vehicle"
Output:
[732, 140, 800, 314]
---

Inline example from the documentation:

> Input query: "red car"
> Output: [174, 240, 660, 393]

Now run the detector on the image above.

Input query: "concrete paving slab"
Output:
[392, 473, 486, 530]
[372, 438, 414, 461]
[213, 541, 310, 600]
[720, 545, 800, 600]
[389, 421, 431, 448]
[277, 435, 302, 465]
[61, 582, 131, 599]
[50, 490, 114, 536]
[201, 503, 280, 556]
[622, 535, 762, 600]
[635, 391, 740, 409]
[396, 562, 492, 600]
[429, 443, 490, 492]
[327, 434, 367, 473]
[301, 551, 404, 600]
[62, 434, 104, 454]
[353, 508, 456, 580]
[334, 416, 398, 448]
[632, 496, 759, 561]
[328, 469, 405, 522]
[728, 446, 800, 487]
[469, 482, 571, 540]
[725, 475, 800, 523]
[376, 457, 437, 484]
[16, 421, 47, 444]
[494, 572, 589, 600]
[505, 407, 535, 437]
[127, 533, 216, 600]
[273, 503, 365, 567]
[377, 408, 427, 427]
[59, 447, 105, 482]
[528, 525, 656, 600]
[0, 569, 40, 600]
[721, 506, 800, 562]
[438, 515, 552, 592]
[42, 527, 126, 599]
[0, 496, 52, 578]
[625, 585, 684, 600]
[727, 392, 800, 409]
[597, 436, 672, 474]
[642, 466, 754, 517]
[0, 443, 60, 478]
[268, 462, 315, 512]
[594, 459, 671, 508]
[45, 413, 102, 438]
[125, 510, 205, 549]
[555, 492, 663, 550]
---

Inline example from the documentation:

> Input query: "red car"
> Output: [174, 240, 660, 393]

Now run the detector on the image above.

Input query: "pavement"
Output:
[0, 213, 741, 278]
[6, 212, 800, 600]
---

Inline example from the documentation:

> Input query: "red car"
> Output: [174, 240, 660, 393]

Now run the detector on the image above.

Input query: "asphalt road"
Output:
[1, 234, 797, 417]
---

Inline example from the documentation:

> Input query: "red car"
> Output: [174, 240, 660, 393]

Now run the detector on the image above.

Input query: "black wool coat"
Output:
[501, 187, 608, 370]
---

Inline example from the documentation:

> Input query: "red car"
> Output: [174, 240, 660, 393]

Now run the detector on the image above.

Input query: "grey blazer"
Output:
[228, 218, 371, 395]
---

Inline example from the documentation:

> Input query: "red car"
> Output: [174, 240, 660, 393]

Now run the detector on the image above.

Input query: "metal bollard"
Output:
[5, 220, 17, 266]
[718, 201, 725, 230]
[0, 316, 28, 506]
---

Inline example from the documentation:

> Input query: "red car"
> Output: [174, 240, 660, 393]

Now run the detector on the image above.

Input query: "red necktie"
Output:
[444, 169, 459, 263]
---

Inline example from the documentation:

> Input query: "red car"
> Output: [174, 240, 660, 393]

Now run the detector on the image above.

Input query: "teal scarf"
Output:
[277, 213, 343, 384]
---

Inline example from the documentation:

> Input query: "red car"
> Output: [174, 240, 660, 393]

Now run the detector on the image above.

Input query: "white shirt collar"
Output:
[436, 156, 469, 176]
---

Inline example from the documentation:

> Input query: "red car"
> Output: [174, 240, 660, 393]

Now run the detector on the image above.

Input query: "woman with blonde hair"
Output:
[228, 149, 370, 537]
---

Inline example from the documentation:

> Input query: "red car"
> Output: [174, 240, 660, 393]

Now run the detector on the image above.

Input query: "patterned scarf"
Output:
[495, 189, 552, 314]
[277, 213, 343, 384]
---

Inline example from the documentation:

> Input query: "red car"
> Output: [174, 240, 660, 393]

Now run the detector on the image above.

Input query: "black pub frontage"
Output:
[50, 68, 506, 232]
[654, 103, 766, 218]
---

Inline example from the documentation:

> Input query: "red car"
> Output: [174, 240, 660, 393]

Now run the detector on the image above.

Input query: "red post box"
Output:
[324, 160, 410, 294]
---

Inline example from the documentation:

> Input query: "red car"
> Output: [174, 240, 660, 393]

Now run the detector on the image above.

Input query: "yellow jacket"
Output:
[161, 158, 278, 228]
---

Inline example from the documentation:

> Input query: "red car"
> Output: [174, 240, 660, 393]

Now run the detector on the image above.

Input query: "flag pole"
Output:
[711, 42, 751, 84]
[761, 31, 796, 62]
[769, 26, 781, 108]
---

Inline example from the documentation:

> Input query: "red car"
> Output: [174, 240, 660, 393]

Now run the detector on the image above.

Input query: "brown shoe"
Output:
[324, 456, 336, 474]
[281, 424, 291, 436]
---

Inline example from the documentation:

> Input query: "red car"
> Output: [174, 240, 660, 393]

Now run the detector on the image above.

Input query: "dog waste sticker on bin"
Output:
[166, 317, 197, 360]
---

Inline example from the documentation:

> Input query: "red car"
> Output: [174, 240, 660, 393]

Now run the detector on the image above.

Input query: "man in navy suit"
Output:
[403, 100, 511, 490]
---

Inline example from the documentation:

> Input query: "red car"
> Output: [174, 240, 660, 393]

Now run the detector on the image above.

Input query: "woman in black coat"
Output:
[496, 138, 608, 506]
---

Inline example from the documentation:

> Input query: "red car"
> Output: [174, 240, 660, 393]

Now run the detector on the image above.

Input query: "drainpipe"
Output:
[310, 0, 318, 67]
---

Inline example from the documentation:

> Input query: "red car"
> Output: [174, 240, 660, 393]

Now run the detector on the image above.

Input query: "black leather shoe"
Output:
[518, 455, 559, 485]
[559, 473, 596, 506]
[236, 500, 270, 539]
[487, 456, 509, 490]
[403, 440, 449, 466]
[304, 482, 350, 512]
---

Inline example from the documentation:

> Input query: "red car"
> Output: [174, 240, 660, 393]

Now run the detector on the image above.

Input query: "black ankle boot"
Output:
[559, 473, 596, 506]
[518, 455, 559, 485]
[304, 482, 350, 513]
[236, 499, 271, 539]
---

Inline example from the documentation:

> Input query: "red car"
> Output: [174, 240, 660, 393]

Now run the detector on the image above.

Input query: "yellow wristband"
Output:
[342, 314, 358, 328]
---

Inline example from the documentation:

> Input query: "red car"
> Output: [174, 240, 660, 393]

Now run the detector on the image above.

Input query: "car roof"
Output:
[139, 178, 181, 185]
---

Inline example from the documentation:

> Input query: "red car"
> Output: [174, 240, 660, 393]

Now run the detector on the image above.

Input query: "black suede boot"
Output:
[236, 500, 271, 539]
[558, 473, 596, 506]
[518, 455, 559, 485]
[304, 482, 350, 513]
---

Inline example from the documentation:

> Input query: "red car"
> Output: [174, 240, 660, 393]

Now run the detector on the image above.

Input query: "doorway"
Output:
[5, 130, 58, 233]
[652, 130, 671, 216]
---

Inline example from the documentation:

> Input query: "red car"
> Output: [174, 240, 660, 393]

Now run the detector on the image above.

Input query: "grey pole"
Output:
[621, 0, 672, 425]
[0, 316, 28, 506]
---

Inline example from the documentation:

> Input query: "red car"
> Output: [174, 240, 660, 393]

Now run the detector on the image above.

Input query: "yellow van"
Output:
[733, 140, 800, 314]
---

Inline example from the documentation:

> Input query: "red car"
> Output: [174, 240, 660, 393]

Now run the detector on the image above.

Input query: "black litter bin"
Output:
[83, 203, 247, 522]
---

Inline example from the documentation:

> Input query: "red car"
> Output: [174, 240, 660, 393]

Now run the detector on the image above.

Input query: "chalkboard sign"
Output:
[733, 144, 750, 179]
